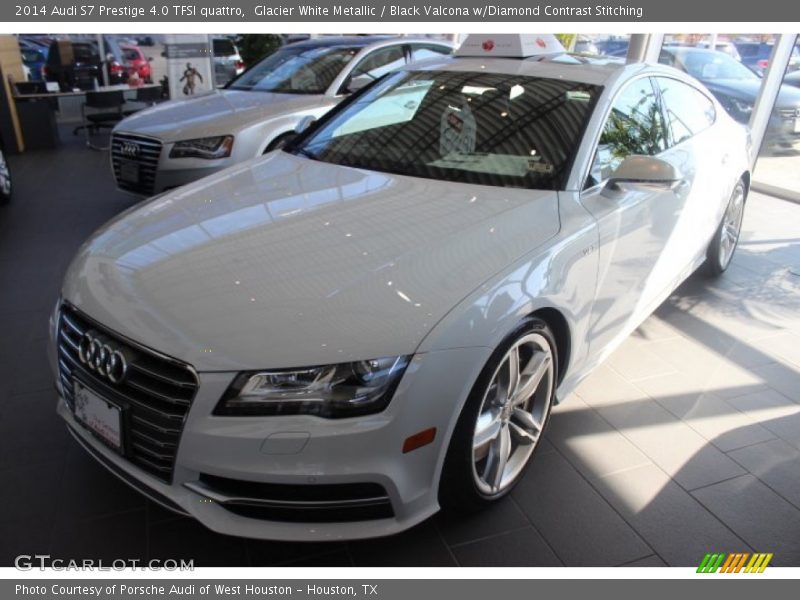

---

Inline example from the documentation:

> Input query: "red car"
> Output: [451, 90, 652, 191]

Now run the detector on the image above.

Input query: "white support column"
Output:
[749, 34, 798, 167]
[626, 34, 666, 64]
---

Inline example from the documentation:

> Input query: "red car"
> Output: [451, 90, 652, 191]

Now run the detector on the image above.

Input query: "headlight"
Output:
[169, 135, 234, 159]
[729, 98, 753, 117]
[214, 356, 411, 418]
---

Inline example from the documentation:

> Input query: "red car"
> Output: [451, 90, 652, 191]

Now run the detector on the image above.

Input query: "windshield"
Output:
[670, 50, 759, 81]
[295, 70, 601, 191]
[227, 45, 360, 94]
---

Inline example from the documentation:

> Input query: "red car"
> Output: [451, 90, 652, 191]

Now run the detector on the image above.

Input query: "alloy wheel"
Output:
[471, 332, 554, 496]
[719, 183, 745, 270]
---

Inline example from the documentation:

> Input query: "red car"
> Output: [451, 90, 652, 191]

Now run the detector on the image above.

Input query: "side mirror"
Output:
[294, 115, 316, 135]
[604, 155, 683, 195]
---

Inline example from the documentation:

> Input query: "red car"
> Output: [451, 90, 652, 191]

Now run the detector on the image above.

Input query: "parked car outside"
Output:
[52, 35, 751, 541]
[695, 41, 741, 62]
[660, 47, 800, 151]
[20, 45, 46, 81]
[121, 43, 152, 82]
[212, 37, 244, 87]
[110, 36, 454, 195]
[44, 38, 129, 90]
[734, 41, 800, 76]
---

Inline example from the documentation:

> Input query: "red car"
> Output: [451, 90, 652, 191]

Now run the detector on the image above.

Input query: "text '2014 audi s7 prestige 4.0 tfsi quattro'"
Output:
[50, 35, 751, 541]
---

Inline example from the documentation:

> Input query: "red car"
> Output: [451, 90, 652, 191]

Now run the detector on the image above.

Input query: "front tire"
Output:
[439, 316, 557, 513]
[706, 179, 746, 276]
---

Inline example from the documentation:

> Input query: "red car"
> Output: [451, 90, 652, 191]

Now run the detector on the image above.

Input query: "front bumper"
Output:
[53, 339, 489, 541]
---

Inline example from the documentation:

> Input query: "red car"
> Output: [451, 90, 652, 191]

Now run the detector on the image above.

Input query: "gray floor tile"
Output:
[512, 451, 651, 566]
[727, 388, 800, 450]
[435, 496, 529, 547]
[606, 338, 678, 382]
[752, 361, 800, 404]
[621, 554, 668, 567]
[449, 527, 562, 567]
[691, 475, 800, 566]
[348, 521, 456, 567]
[548, 397, 652, 479]
[595, 397, 746, 490]
[649, 391, 775, 452]
[728, 439, 800, 509]
[591, 464, 749, 566]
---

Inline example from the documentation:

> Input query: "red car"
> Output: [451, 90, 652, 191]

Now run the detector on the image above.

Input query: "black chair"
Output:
[75, 90, 125, 150]
[123, 85, 163, 116]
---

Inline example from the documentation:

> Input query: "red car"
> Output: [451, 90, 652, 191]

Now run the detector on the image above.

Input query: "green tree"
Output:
[235, 34, 283, 68]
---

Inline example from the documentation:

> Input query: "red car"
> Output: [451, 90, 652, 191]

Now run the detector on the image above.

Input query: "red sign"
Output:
[536, 38, 547, 48]
[482, 39, 495, 51]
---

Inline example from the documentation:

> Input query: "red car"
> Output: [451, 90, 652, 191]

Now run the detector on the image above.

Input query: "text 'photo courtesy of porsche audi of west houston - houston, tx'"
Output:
[51, 34, 751, 541]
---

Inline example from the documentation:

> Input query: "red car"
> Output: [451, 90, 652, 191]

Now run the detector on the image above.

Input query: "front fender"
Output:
[418, 192, 599, 398]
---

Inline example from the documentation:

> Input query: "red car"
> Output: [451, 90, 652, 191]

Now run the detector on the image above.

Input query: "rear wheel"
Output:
[706, 179, 746, 276]
[440, 317, 557, 512]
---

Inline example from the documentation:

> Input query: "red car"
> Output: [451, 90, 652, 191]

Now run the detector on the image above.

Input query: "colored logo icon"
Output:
[697, 552, 773, 573]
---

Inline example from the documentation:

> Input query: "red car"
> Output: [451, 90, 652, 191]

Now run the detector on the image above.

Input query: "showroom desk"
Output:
[12, 84, 161, 149]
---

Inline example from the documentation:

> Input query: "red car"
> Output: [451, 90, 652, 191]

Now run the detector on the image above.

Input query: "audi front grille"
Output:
[111, 132, 162, 195]
[57, 304, 198, 483]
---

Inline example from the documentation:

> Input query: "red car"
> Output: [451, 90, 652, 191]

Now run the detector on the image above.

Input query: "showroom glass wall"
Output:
[647, 33, 800, 201]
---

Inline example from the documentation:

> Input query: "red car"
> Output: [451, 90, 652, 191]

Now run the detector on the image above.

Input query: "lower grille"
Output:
[188, 474, 395, 523]
[111, 132, 162, 195]
[57, 304, 198, 482]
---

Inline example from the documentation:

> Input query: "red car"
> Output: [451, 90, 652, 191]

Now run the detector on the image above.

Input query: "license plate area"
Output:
[73, 381, 124, 453]
[794, 118, 800, 133]
[119, 161, 140, 183]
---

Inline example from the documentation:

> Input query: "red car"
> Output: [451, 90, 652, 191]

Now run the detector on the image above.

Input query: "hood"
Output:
[63, 154, 560, 371]
[115, 89, 328, 140]
[703, 78, 800, 108]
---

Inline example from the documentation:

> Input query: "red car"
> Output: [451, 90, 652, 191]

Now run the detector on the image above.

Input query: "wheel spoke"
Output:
[485, 425, 511, 491]
[509, 420, 538, 446]
[473, 411, 502, 454]
[505, 346, 520, 403]
[512, 351, 551, 406]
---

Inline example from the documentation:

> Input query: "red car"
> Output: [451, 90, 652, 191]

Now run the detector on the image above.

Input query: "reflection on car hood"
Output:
[114, 89, 328, 140]
[702, 78, 800, 108]
[62, 153, 560, 370]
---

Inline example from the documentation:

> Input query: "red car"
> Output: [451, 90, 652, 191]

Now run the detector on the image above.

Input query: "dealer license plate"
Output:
[73, 382, 122, 452]
[119, 161, 139, 183]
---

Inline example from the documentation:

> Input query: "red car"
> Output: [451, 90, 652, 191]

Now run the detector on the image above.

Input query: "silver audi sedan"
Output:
[110, 36, 454, 195]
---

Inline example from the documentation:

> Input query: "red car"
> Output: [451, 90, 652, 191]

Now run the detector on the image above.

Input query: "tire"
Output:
[439, 316, 558, 513]
[705, 179, 746, 276]
[0, 147, 11, 205]
[264, 132, 297, 153]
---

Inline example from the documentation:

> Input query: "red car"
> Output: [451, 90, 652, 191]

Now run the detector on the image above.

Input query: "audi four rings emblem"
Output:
[120, 142, 140, 157]
[78, 332, 128, 384]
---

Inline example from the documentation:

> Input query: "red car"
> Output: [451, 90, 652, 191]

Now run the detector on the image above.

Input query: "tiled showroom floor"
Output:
[1, 132, 799, 567]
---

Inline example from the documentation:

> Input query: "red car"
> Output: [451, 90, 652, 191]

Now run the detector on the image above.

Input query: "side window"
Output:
[588, 77, 667, 187]
[656, 77, 716, 145]
[409, 44, 452, 62]
[349, 46, 406, 83]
